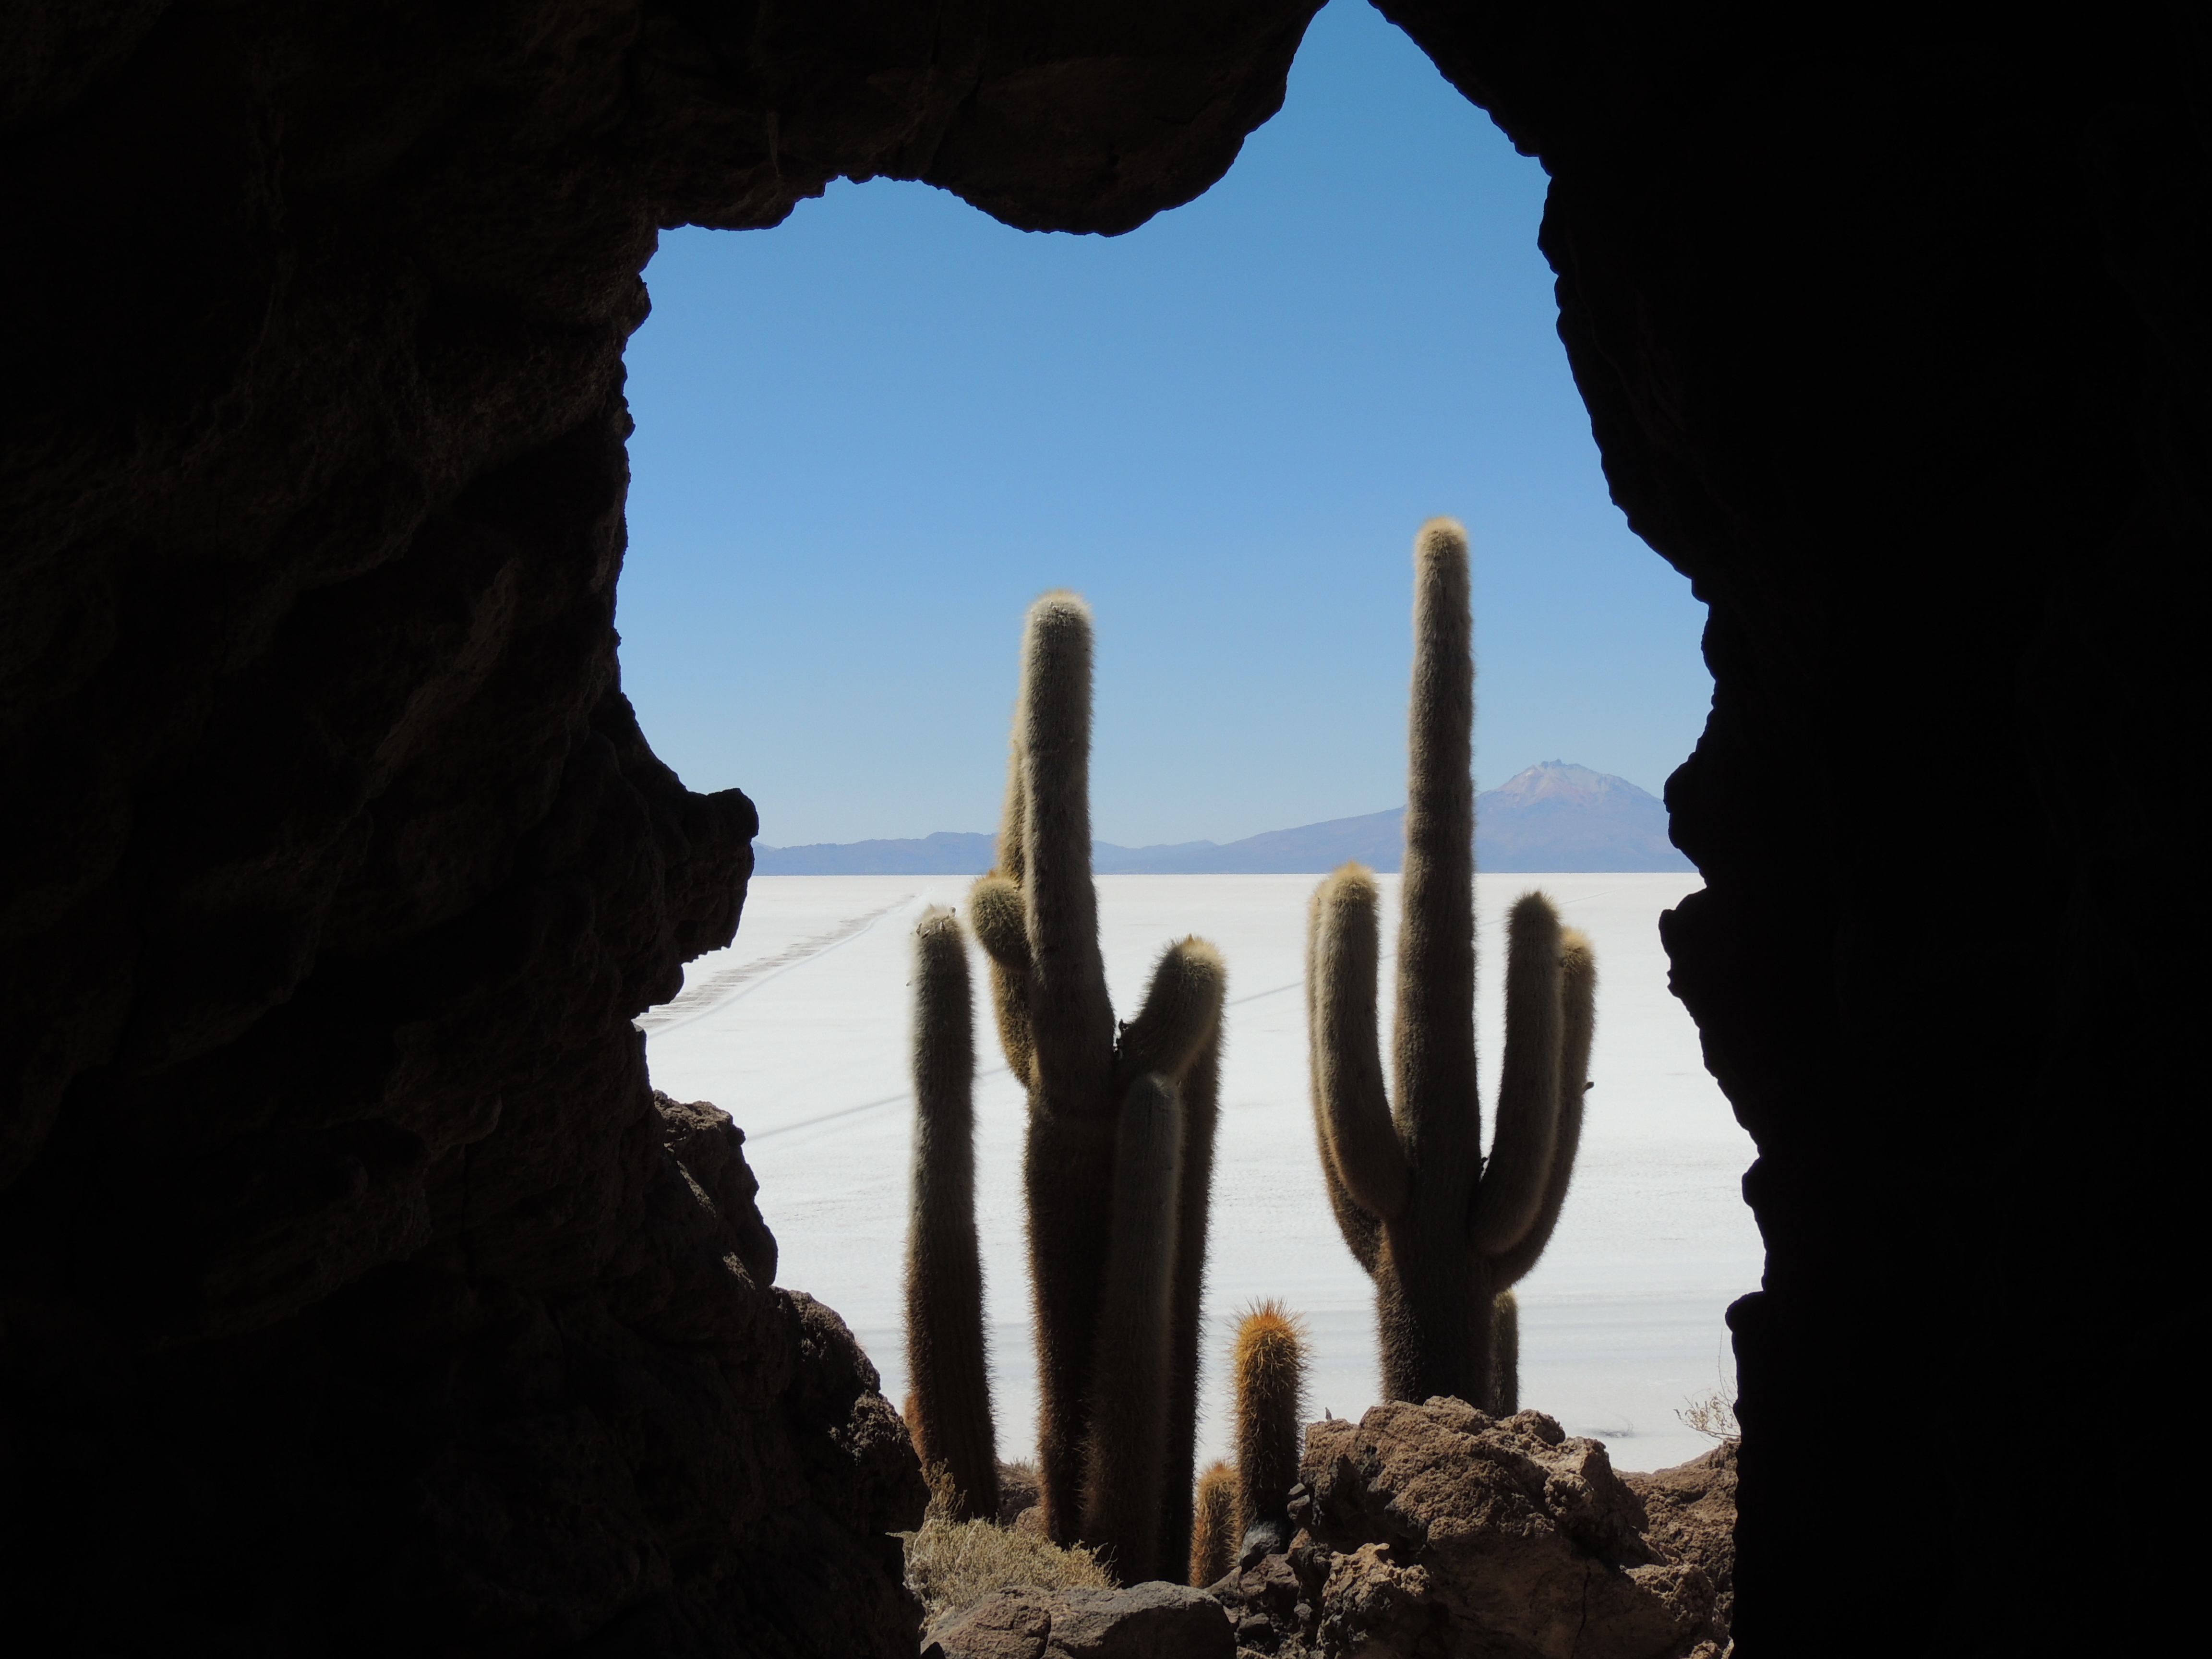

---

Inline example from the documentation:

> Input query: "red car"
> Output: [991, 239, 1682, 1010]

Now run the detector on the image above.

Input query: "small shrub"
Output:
[1674, 1356, 1741, 1443]
[902, 1464, 1115, 1626]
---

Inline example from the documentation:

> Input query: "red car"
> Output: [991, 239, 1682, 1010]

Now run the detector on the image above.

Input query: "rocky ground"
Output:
[924, 1400, 1735, 1659]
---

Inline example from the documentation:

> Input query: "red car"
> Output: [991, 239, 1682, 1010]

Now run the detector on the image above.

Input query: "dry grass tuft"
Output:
[1674, 1356, 1741, 1443]
[902, 1463, 1115, 1626]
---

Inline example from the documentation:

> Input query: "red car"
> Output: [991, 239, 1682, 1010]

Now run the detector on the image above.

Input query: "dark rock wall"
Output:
[0, 1, 1322, 1652]
[1377, 2, 2207, 1652]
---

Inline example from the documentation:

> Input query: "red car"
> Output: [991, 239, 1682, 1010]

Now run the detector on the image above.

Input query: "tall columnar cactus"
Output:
[968, 591, 1227, 1584]
[1307, 519, 1599, 1411]
[902, 907, 999, 1521]
[1231, 1302, 1307, 1552]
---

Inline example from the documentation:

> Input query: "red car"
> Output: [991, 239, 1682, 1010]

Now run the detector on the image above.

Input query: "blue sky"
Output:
[615, 0, 1711, 849]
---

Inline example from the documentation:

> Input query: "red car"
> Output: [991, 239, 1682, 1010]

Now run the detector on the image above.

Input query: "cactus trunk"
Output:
[903, 908, 999, 1520]
[1155, 1028, 1219, 1583]
[1079, 1074, 1185, 1581]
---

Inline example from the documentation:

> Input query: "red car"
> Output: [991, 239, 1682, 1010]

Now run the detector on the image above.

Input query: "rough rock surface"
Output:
[0, 2, 1322, 1652]
[1367, 3, 2207, 1650]
[926, 1583, 1237, 1659]
[1624, 1445, 1737, 1642]
[1271, 1402, 1719, 1659]
[1202, 1547, 1307, 1657]
[1000, 1460, 1046, 1529]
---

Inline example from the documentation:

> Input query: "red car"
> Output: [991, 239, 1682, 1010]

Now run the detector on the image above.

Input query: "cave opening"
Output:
[615, 0, 1750, 1481]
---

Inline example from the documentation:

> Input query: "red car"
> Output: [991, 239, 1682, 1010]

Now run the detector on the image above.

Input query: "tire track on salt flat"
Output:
[634, 894, 914, 1038]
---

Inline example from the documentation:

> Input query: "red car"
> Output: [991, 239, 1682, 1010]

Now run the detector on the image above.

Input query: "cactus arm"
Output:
[969, 874, 1034, 974]
[1079, 1072, 1186, 1583]
[1115, 936, 1225, 1091]
[1394, 519, 1479, 1168]
[1491, 926, 1596, 1288]
[1317, 1148, 1383, 1277]
[997, 712, 1028, 888]
[1309, 866, 1410, 1225]
[1307, 878, 1385, 1275]
[902, 908, 1000, 1520]
[1017, 591, 1116, 1093]
[968, 873, 1035, 1090]
[1155, 1022, 1220, 1581]
[1471, 891, 1566, 1255]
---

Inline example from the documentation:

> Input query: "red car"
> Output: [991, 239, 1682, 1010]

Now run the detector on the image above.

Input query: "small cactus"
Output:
[1188, 1461, 1238, 1588]
[1492, 1289, 1520, 1416]
[1307, 520, 1598, 1410]
[968, 591, 1227, 1582]
[902, 907, 999, 1521]
[1232, 1302, 1307, 1552]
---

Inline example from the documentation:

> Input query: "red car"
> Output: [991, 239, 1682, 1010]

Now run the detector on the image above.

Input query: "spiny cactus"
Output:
[968, 591, 1227, 1584]
[903, 907, 999, 1521]
[1307, 518, 1598, 1410]
[1188, 1461, 1238, 1588]
[1232, 1301, 1307, 1554]
[1492, 1289, 1520, 1415]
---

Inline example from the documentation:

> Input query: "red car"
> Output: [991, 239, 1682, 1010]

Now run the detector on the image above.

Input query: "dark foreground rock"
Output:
[1206, 1402, 1731, 1659]
[926, 1582, 1236, 1659]
[0, 4, 1323, 1652]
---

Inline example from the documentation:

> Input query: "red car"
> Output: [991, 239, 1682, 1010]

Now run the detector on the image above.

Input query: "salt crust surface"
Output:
[643, 873, 1759, 1475]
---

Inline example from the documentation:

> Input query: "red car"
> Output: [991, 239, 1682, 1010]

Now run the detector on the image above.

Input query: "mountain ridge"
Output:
[755, 762, 1692, 874]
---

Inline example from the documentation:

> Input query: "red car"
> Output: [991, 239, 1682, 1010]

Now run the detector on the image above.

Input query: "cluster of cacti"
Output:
[902, 522, 1602, 1593]
[901, 591, 1226, 1586]
[1307, 518, 1597, 1411]
[1187, 1301, 1308, 1587]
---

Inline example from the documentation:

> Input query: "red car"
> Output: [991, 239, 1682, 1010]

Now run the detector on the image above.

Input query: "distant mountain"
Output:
[750, 830, 999, 875]
[752, 762, 1692, 875]
[1470, 762, 1692, 872]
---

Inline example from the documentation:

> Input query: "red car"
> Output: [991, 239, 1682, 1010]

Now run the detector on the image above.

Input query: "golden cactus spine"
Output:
[968, 591, 1226, 1582]
[1307, 519, 1598, 1410]
[1188, 1461, 1238, 1588]
[1232, 1302, 1307, 1549]
[902, 906, 999, 1521]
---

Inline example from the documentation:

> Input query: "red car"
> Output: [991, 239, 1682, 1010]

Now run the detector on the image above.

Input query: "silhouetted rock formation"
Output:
[0, 2, 1322, 1652]
[3, 1, 2200, 1654]
[1372, 2, 2204, 1651]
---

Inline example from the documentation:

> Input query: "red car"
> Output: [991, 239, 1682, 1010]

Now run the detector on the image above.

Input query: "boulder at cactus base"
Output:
[924, 1582, 1236, 1659]
[1281, 1402, 1728, 1659]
